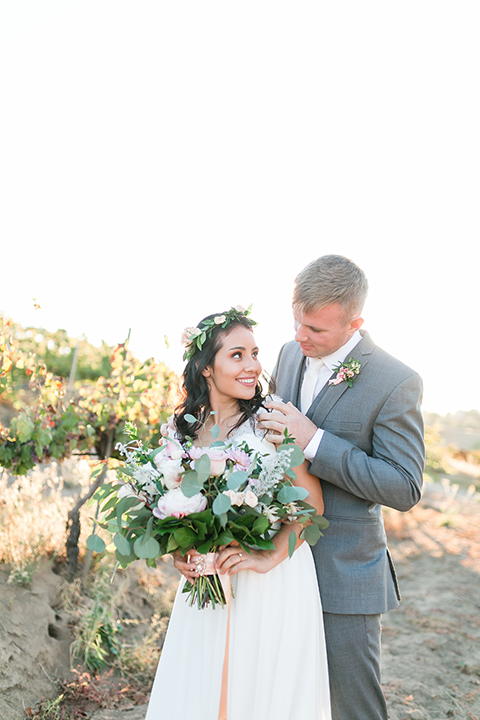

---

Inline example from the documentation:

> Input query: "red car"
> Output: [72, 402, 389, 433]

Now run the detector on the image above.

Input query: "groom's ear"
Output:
[349, 316, 364, 333]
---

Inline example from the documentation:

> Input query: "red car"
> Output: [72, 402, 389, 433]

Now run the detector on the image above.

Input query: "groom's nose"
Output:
[294, 323, 308, 342]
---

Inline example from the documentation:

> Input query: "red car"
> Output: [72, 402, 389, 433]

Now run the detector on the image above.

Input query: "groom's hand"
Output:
[257, 401, 317, 450]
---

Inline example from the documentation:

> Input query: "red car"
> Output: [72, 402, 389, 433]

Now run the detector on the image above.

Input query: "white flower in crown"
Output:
[214, 315, 227, 324]
[181, 326, 201, 345]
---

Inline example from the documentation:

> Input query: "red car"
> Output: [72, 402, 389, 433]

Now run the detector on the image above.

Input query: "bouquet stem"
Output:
[181, 552, 231, 610]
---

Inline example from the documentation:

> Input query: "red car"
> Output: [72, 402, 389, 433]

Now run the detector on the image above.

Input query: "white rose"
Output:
[153, 488, 207, 519]
[154, 454, 184, 490]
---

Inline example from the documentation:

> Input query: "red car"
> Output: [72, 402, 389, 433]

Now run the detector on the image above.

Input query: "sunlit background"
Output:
[1, 1, 479, 415]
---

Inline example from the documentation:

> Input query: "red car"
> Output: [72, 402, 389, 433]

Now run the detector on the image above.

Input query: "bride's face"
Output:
[202, 326, 262, 405]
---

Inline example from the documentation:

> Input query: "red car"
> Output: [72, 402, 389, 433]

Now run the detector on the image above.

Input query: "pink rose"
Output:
[244, 490, 259, 508]
[188, 447, 227, 477]
[223, 490, 244, 507]
[153, 488, 207, 519]
[166, 440, 184, 460]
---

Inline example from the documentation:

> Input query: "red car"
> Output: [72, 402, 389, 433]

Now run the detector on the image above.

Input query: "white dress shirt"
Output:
[303, 330, 362, 462]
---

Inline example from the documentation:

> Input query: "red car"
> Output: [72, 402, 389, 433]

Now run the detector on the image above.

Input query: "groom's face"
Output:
[293, 303, 362, 358]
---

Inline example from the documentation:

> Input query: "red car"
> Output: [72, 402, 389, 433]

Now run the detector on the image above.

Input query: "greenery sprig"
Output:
[182, 305, 257, 361]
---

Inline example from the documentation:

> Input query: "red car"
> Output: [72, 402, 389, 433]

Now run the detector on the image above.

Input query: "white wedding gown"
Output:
[145, 421, 331, 720]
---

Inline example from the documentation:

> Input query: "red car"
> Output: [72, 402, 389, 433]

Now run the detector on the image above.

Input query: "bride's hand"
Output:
[172, 549, 200, 582]
[216, 545, 274, 576]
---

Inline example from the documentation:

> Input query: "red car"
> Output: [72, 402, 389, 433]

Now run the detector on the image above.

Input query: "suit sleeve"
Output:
[308, 374, 425, 512]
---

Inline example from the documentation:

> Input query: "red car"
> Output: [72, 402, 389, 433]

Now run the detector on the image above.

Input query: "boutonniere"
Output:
[328, 357, 362, 388]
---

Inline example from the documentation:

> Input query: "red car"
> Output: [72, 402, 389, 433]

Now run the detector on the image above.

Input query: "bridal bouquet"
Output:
[89, 420, 328, 609]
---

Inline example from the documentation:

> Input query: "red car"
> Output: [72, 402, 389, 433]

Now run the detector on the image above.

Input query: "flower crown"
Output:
[182, 305, 257, 361]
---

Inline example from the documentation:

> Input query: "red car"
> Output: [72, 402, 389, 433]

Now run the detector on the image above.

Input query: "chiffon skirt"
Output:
[145, 543, 331, 720]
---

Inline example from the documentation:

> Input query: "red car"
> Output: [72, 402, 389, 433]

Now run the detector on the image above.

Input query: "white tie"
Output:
[301, 358, 324, 413]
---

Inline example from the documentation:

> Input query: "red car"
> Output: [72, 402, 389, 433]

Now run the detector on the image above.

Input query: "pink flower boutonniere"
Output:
[328, 357, 362, 388]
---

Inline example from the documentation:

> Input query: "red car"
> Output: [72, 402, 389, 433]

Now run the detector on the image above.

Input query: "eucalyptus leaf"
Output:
[303, 523, 322, 546]
[195, 453, 211, 484]
[144, 515, 154, 542]
[184, 414, 197, 424]
[113, 533, 131, 556]
[115, 550, 136, 569]
[311, 514, 330, 530]
[212, 493, 232, 516]
[210, 424, 220, 440]
[133, 535, 161, 559]
[277, 485, 309, 504]
[181, 470, 204, 498]
[86, 534, 106, 553]
[288, 529, 297, 558]
[227, 471, 248, 490]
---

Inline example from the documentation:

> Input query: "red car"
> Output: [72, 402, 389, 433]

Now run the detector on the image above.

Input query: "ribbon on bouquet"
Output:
[189, 552, 231, 720]
[191, 552, 232, 606]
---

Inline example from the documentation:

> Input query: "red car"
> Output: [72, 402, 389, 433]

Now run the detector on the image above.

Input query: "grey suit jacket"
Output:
[273, 331, 425, 614]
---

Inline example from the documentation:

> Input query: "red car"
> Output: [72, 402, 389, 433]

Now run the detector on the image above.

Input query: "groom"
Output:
[258, 254, 425, 720]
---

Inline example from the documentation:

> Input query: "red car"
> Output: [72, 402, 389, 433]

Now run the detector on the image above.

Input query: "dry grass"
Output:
[384, 478, 480, 572]
[0, 459, 93, 582]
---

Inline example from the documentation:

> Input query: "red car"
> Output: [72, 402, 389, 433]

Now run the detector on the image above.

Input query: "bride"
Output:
[145, 307, 331, 720]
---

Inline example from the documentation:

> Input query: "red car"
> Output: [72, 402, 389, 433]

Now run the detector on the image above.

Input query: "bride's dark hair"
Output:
[175, 312, 268, 443]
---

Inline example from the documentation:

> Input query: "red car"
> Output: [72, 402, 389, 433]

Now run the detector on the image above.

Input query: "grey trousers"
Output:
[323, 612, 388, 720]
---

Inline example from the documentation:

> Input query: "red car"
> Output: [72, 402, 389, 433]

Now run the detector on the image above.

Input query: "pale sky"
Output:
[1, 1, 479, 415]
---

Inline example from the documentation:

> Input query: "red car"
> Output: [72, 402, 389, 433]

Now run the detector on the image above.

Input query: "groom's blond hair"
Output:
[293, 255, 368, 320]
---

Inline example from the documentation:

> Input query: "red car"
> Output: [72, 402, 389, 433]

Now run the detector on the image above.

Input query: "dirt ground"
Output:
[381, 481, 480, 720]
[1, 479, 479, 720]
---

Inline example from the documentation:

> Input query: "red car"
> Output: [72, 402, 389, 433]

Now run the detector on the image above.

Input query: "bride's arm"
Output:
[216, 459, 324, 576]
